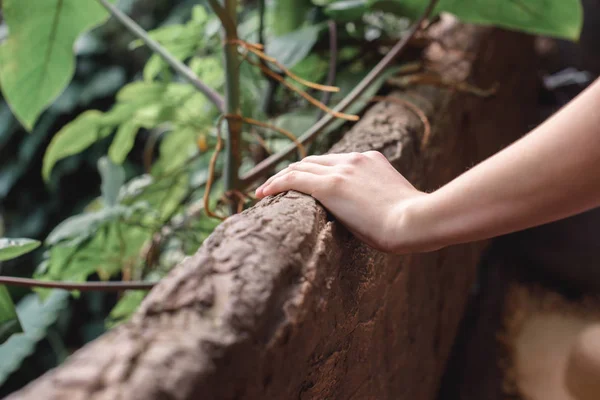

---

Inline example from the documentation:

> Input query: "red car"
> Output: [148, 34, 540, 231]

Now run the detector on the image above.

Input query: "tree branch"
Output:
[315, 20, 339, 122]
[0, 276, 155, 291]
[97, 0, 225, 113]
[239, 0, 440, 187]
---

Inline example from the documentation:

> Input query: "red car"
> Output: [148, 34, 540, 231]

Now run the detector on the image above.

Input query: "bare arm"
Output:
[256, 78, 600, 254]
[412, 77, 600, 250]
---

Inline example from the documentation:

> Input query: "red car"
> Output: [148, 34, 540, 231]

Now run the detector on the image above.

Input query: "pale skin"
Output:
[255, 77, 600, 255]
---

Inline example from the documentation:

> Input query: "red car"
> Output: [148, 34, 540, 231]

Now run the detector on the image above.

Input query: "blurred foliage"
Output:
[0, 0, 583, 394]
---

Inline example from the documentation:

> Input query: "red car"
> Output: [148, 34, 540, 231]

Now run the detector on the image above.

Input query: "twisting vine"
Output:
[0, 0, 439, 292]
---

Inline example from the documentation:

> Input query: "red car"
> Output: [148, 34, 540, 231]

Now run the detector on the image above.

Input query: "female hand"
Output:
[255, 151, 431, 253]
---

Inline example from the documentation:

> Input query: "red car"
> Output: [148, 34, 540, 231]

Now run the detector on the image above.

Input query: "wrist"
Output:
[390, 192, 448, 254]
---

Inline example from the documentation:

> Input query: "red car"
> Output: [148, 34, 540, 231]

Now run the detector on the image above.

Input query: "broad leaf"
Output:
[0, 286, 22, 345]
[0, 0, 116, 130]
[108, 121, 140, 165]
[346, 0, 583, 41]
[98, 157, 125, 207]
[45, 207, 126, 245]
[106, 290, 147, 327]
[267, 24, 325, 69]
[0, 290, 69, 384]
[42, 110, 110, 181]
[324, 0, 371, 20]
[0, 238, 41, 261]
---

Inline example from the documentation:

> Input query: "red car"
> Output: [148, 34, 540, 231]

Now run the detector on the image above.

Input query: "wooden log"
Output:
[7, 17, 538, 400]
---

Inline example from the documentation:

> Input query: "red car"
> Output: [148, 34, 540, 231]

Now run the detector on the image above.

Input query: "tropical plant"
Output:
[0, 0, 584, 353]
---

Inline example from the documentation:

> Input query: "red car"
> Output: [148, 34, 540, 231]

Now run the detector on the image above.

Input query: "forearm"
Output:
[409, 77, 600, 250]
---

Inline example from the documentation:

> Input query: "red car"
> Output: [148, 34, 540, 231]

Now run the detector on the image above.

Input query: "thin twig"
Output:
[237, 42, 339, 92]
[0, 276, 155, 291]
[245, 56, 358, 121]
[143, 127, 169, 173]
[370, 95, 431, 149]
[241, 116, 306, 158]
[316, 20, 339, 122]
[258, 0, 266, 46]
[97, 0, 225, 113]
[239, 0, 440, 187]
[203, 116, 226, 220]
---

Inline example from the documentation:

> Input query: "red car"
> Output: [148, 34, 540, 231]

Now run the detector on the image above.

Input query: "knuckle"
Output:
[348, 152, 365, 164]
[365, 150, 385, 160]
[284, 171, 298, 182]
[336, 164, 354, 175]
[328, 173, 346, 186]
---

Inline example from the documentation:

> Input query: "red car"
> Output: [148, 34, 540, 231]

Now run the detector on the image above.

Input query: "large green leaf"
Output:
[322, 0, 371, 20]
[108, 121, 140, 165]
[0, 290, 69, 384]
[45, 207, 126, 245]
[98, 157, 126, 207]
[324, 0, 583, 40]
[0, 238, 41, 261]
[106, 290, 147, 327]
[42, 110, 110, 181]
[267, 24, 325, 69]
[0, 0, 116, 130]
[0, 286, 22, 345]
[401, 0, 581, 40]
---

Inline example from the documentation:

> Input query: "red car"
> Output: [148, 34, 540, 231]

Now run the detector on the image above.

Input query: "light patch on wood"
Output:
[499, 284, 600, 400]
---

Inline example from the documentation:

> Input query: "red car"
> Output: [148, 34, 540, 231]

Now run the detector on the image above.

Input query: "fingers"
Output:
[302, 153, 351, 166]
[256, 162, 331, 198]
[257, 170, 328, 198]
[303, 151, 388, 165]
[254, 151, 388, 198]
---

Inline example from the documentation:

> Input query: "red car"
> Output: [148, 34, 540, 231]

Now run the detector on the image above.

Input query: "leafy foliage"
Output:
[0, 0, 117, 130]
[0, 239, 41, 262]
[319, 0, 583, 40]
[0, 290, 69, 384]
[0, 0, 585, 381]
[0, 286, 21, 345]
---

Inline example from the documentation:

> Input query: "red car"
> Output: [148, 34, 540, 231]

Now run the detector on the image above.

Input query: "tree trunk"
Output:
[8, 17, 538, 400]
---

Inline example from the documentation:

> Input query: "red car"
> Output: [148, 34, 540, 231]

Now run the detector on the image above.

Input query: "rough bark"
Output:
[8, 18, 538, 400]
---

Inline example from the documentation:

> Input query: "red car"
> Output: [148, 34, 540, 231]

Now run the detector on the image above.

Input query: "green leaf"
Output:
[106, 290, 147, 327]
[267, 24, 324, 69]
[41, 220, 151, 287]
[290, 54, 330, 85]
[0, 286, 22, 345]
[324, 0, 372, 21]
[42, 110, 111, 181]
[108, 120, 140, 165]
[0, 238, 41, 261]
[0, 290, 69, 384]
[0, 0, 116, 130]
[157, 128, 199, 171]
[98, 157, 125, 207]
[380, 0, 583, 41]
[45, 207, 126, 245]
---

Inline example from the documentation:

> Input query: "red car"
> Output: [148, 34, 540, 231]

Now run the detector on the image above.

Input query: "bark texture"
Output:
[9, 18, 538, 400]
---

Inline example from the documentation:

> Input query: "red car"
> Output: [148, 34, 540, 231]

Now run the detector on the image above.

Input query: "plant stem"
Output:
[0, 276, 155, 291]
[273, 0, 312, 36]
[221, 0, 243, 208]
[315, 20, 339, 122]
[97, 0, 225, 113]
[262, 0, 313, 116]
[240, 0, 440, 187]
